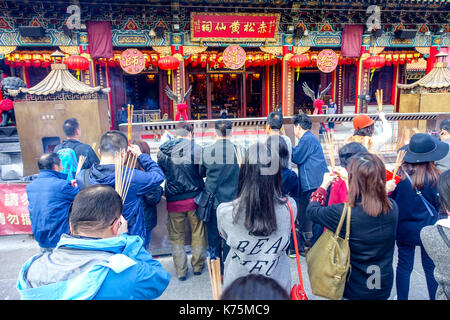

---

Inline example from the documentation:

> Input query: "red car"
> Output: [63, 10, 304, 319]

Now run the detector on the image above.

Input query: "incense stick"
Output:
[392, 150, 406, 179]
[323, 131, 336, 168]
[376, 89, 383, 112]
[75, 155, 86, 176]
[122, 153, 137, 202]
[207, 258, 222, 300]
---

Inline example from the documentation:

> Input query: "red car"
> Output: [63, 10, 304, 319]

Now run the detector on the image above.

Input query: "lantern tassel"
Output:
[296, 68, 300, 81]
[369, 69, 375, 82]
[168, 70, 171, 85]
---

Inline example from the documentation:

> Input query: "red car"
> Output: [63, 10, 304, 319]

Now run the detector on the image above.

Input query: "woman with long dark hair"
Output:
[217, 143, 296, 293]
[307, 152, 398, 300]
[390, 133, 449, 300]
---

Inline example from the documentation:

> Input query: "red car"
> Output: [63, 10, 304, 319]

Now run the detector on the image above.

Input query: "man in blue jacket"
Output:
[76, 130, 165, 246]
[292, 114, 329, 252]
[17, 185, 170, 300]
[26, 153, 79, 252]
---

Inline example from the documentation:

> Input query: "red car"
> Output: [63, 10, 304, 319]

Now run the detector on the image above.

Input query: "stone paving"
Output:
[0, 234, 432, 300]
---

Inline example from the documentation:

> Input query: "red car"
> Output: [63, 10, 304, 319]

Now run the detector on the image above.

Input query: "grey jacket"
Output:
[436, 138, 450, 172]
[217, 196, 297, 293]
[420, 221, 450, 300]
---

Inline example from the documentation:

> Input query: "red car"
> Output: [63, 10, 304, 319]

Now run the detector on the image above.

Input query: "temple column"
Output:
[281, 46, 294, 116]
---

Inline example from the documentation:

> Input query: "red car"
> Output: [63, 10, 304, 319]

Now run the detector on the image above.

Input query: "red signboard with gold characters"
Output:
[120, 49, 146, 75]
[316, 49, 339, 73]
[0, 184, 32, 236]
[191, 12, 280, 42]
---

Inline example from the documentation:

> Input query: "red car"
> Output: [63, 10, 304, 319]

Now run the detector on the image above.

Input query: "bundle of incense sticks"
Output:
[392, 150, 406, 179]
[114, 151, 138, 202]
[127, 104, 134, 143]
[323, 130, 336, 168]
[207, 258, 222, 300]
[75, 155, 86, 176]
[376, 89, 383, 112]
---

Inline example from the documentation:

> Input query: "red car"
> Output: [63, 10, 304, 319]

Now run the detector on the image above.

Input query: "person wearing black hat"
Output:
[389, 133, 449, 300]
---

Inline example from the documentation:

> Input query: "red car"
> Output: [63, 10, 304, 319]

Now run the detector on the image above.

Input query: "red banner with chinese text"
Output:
[191, 13, 280, 42]
[0, 183, 32, 236]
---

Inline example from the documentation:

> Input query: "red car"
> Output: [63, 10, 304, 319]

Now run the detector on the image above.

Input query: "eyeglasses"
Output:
[109, 216, 122, 227]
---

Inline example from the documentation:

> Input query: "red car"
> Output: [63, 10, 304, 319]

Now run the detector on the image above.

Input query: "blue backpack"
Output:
[56, 148, 78, 180]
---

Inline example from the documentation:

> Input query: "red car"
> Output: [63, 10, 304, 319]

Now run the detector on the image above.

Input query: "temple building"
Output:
[0, 0, 448, 128]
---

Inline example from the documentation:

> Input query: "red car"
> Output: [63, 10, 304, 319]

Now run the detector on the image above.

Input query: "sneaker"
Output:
[178, 276, 187, 281]
[288, 249, 296, 259]
[193, 271, 202, 276]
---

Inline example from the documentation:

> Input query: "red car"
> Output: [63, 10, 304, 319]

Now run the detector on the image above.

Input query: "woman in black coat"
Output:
[307, 152, 398, 300]
[389, 133, 448, 300]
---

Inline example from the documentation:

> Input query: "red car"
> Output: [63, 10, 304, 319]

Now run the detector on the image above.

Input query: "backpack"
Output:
[56, 148, 78, 180]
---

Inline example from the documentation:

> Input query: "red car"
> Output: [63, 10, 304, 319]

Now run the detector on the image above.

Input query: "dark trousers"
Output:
[205, 207, 230, 274]
[396, 241, 438, 300]
[298, 189, 326, 250]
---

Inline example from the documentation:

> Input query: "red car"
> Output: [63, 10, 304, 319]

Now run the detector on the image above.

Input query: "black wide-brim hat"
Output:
[401, 133, 449, 163]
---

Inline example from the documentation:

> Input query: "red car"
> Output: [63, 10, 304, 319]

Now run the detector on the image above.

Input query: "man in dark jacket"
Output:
[26, 153, 79, 252]
[157, 121, 206, 281]
[199, 120, 241, 272]
[54, 118, 100, 174]
[292, 114, 329, 251]
[76, 130, 165, 246]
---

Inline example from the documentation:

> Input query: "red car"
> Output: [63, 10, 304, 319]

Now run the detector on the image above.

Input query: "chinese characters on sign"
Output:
[317, 49, 339, 73]
[120, 49, 146, 75]
[0, 184, 32, 235]
[222, 45, 246, 70]
[191, 13, 280, 42]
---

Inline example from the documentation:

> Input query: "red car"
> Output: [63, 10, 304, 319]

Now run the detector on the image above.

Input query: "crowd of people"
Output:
[17, 113, 450, 300]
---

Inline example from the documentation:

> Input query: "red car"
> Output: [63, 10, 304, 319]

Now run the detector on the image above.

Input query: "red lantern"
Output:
[363, 55, 385, 69]
[158, 55, 180, 85]
[364, 55, 385, 82]
[289, 54, 310, 81]
[64, 55, 90, 79]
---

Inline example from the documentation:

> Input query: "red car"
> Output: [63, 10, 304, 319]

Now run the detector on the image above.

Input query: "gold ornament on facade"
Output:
[152, 46, 171, 55]
[0, 46, 17, 55]
[260, 46, 282, 56]
[294, 46, 310, 55]
[183, 46, 208, 55]
[59, 46, 80, 55]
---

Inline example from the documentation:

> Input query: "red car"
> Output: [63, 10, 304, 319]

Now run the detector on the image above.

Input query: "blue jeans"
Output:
[143, 229, 153, 250]
[396, 241, 438, 300]
[206, 208, 230, 274]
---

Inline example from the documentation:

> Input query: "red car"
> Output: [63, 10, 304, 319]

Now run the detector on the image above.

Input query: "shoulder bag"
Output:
[306, 203, 352, 300]
[404, 171, 438, 218]
[285, 198, 308, 300]
[194, 145, 238, 223]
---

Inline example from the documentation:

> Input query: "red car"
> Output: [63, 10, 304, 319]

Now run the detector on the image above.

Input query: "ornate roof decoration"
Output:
[8, 51, 110, 97]
[398, 52, 450, 90]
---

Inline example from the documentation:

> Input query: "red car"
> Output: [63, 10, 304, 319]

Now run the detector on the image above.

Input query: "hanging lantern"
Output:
[32, 53, 42, 68]
[22, 53, 32, 68]
[310, 54, 318, 67]
[363, 55, 385, 82]
[64, 55, 90, 80]
[200, 54, 207, 68]
[144, 53, 150, 68]
[288, 54, 310, 81]
[158, 55, 180, 85]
